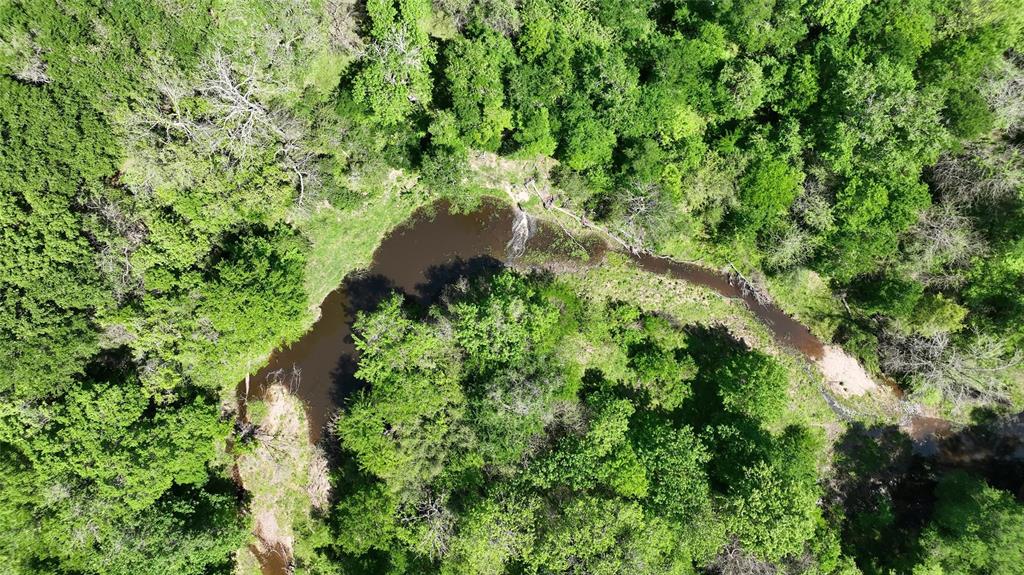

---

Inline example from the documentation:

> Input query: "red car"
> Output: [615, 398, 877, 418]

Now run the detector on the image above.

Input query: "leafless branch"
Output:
[881, 330, 1022, 408]
[902, 200, 987, 288]
[709, 540, 778, 575]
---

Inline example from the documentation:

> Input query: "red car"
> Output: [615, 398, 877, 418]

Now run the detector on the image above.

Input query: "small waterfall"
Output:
[506, 207, 536, 260]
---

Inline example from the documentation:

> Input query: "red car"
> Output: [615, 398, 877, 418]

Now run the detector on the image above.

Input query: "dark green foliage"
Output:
[3, 0, 1024, 573]
[0, 2, 319, 573]
[832, 424, 1024, 575]
[0, 78, 115, 399]
[314, 272, 838, 573]
[0, 352, 240, 574]
[915, 471, 1024, 574]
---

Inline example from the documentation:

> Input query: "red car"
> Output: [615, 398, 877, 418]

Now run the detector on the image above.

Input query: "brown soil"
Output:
[816, 345, 880, 397]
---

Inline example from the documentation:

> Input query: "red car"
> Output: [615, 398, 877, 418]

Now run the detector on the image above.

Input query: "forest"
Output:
[0, 0, 1022, 574]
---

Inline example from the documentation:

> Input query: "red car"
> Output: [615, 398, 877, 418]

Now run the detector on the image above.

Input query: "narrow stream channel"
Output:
[239, 198, 825, 441]
[238, 197, 1022, 574]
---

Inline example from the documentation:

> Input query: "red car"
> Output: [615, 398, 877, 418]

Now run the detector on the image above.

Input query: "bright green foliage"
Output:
[717, 58, 767, 119]
[442, 493, 538, 575]
[337, 296, 465, 494]
[443, 31, 516, 151]
[513, 106, 558, 156]
[806, 0, 869, 35]
[735, 158, 805, 235]
[312, 272, 840, 573]
[630, 415, 711, 523]
[353, 0, 436, 125]
[715, 349, 789, 425]
[726, 426, 823, 562]
[903, 294, 968, 337]
[527, 496, 689, 575]
[913, 472, 1024, 575]
[562, 111, 618, 171]
[729, 460, 818, 561]
[450, 272, 563, 376]
[606, 303, 697, 410]
[965, 235, 1024, 347]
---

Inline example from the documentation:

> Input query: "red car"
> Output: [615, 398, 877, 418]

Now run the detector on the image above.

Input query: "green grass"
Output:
[299, 192, 428, 306]
[764, 268, 848, 342]
[560, 253, 840, 432]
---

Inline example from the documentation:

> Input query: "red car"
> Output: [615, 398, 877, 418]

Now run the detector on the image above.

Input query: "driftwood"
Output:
[727, 262, 770, 306]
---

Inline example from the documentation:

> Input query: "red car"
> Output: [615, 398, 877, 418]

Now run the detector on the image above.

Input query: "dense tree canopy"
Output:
[306, 271, 837, 573]
[2, 0, 1022, 573]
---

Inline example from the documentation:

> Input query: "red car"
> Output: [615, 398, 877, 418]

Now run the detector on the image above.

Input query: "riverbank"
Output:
[231, 187, 999, 575]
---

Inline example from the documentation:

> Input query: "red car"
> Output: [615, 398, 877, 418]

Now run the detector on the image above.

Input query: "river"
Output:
[238, 197, 1022, 574]
[239, 197, 825, 442]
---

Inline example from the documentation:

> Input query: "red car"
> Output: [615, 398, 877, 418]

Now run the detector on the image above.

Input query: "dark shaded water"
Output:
[239, 199, 823, 443]
[237, 198, 1022, 575]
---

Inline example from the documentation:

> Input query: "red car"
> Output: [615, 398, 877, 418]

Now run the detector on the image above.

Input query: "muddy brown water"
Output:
[236, 198, 1021, 574]
[238, 198, 824, 445]
[634, 254, 825, 360]
[240, 200, 517, 444]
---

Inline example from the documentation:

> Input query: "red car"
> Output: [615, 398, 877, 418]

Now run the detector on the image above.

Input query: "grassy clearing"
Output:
[560, 253, 840, 433]
[298, 191, 429, 308]
[764, 268, 847, 342]
[563, 253, 772, 348]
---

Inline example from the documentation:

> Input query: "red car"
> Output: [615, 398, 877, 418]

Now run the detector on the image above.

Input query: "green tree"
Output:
[914, 472, 1024, 575]
[443, 31, 516, 151]
[352, 0, 435, 125]
[335, 296, 466, 495]
[715, 350, 790, 425]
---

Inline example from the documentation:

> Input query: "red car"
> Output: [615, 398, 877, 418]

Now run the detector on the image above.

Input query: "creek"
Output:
[238, 197, 826, 441]
[238, 197, 1022, 574]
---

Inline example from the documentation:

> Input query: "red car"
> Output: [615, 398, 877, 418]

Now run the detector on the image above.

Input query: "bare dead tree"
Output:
[793, 180, 836, 233]
[727, 263, 773, 306]
[14, 44, 51, 85]
[307, 446, 331, 511]
[763, 225, 817, 271]
[902, 200, 987, 288]
[198, 49, 297, 154]
[361, 25, 427, 87]
[708, 540, 778, 575]
[932, 141, 1024, 207]
[400, 492, 454, 559]
[85, 196, 149, 300]
[267, 365, 303, 394]
[881, 330, 1022, 409]
[614, 179, 663, 250]
[4, 29, 52, 85]
[122, 43, 319, 208]
[982, 50, 1024, 135]
[324, 0, 365, 53]
[433, 0, 522, 36]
